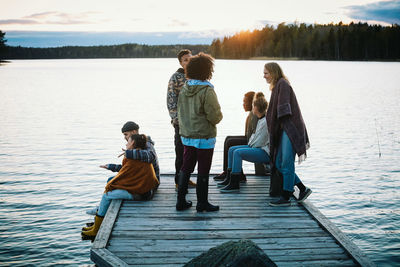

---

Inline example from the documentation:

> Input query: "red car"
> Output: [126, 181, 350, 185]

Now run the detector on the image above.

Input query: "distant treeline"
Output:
[210, 22, 400, 60]
[1, 42, 210, 59]
[1, 22, 400, 61]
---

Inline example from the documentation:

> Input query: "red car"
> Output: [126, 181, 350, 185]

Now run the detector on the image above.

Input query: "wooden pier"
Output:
[90, 174, 375, 266]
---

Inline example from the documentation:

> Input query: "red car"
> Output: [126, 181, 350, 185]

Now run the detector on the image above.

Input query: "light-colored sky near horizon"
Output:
[1, 0, 399, 46]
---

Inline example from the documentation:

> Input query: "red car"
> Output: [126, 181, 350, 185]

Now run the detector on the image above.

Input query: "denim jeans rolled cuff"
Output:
[97, 189, 134, 217]
[228, 145, 270, 174]
[276, 131, 302, 192]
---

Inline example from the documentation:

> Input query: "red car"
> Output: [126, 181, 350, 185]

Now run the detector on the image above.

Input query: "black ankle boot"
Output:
[213, 171, 226, 181]
[239, 169, 247, 183]
[196, 174, 219, 212]
[217, 169, 231, 187]
[176, 171, 192, 211]
[269, 190, 292, 207]
[220, 173, 240, 193]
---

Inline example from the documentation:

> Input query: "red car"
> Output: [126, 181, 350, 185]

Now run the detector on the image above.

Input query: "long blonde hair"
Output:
[264, 62, 289, 90]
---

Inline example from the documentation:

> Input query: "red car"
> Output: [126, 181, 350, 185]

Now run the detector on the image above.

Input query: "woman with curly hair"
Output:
[176, 52, 223, 212]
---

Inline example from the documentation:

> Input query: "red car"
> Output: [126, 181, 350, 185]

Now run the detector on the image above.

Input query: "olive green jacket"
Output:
[178, 81, 223, 139]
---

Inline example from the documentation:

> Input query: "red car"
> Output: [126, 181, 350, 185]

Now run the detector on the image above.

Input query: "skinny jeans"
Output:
[275, 131, 301, 192]
[222, 136, 247, 171]
[227, 145, 270, 174]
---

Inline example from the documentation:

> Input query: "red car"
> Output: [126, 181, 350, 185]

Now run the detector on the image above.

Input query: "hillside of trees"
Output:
[210, 22, 400, 60]
[2, 22, 400, 61]
[0, 30, 6, 61]
[1, 41, 209, 59]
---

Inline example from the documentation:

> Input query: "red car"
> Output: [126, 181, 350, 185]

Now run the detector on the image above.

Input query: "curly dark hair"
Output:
[129, 134, 147, 149]
[185, 52, 214, 81]
[177, 49, 191, 63]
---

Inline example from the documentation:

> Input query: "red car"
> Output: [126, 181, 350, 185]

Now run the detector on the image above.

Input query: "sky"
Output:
[0, 0, 399, 47]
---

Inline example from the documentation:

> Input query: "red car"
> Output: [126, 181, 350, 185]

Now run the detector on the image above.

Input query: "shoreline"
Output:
[2, 58, 400, 63]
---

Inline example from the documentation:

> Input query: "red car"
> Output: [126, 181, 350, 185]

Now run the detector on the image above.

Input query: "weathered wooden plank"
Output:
[109, 247, 346, 258]
[117, 213, 311, 219]
[91, 248, 128, 267]
[118, 207, 307, 214]
[107, 237, 341, 252]
[118, 252, 351, 265]
[108, 236, 336, 245]
[113, 218, 320, 230]
[274, 259, 357, 267]
[302, 200, 376, 267]
[119, 204, 307, 212]
[92, 199, 122, 249]
[110, 228, 329, 239]
[121, 203, 302, 209]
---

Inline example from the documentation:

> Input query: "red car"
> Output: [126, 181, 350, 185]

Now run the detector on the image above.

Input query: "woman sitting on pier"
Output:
[218, 92, 270, 193]
[81, 134, 159, 239]
[264, 62, 312, 206]
[213, 91, 258, 182]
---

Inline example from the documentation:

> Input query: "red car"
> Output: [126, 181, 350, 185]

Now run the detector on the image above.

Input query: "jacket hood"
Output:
[147, 136, 154, 145]
[181, 84, 209, 97]
[181, 80, 214, 97]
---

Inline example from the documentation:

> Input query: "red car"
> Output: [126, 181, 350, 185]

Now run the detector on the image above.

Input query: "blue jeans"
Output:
[228, 145, 270, 174]
[276, 131, 301, 192]
[97, 189, 134, 217]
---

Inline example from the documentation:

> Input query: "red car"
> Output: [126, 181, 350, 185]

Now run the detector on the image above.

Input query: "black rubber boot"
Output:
[196, 174, 219, 212]
[176, 171, 192, 211]
[217, 169, 231, 188]
[220, 173, 241, 193]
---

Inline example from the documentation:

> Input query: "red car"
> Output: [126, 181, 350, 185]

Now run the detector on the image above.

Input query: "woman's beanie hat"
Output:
[121, 121, 139, 133]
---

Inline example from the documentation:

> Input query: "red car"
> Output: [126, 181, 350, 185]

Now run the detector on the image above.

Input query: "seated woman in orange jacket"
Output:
[81, 134, 159, 239]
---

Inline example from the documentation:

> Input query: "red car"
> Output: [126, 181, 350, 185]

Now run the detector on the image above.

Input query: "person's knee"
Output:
[228, 146, 236, 154]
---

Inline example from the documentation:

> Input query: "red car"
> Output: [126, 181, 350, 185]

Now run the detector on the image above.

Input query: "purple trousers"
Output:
[181, 145, 214, 175]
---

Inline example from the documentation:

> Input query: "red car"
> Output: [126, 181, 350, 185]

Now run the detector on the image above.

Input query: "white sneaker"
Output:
[86, 206, 98, 215]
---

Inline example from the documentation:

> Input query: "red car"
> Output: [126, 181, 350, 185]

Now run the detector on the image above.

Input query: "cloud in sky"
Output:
[168, 19, 188, 27]
[0, 11, 98, 26]
[1, 0, 397, 47]
[345, 0, 400, 24]
[2, 0, 374, 33]
[0, 19, 39, 25]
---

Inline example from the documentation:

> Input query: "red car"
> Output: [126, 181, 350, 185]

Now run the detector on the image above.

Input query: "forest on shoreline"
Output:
[1, 22, 399, 61]
[210, 22, 399, 61]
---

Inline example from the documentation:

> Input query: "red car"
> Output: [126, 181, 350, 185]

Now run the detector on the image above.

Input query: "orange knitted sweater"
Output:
[105, 158, 159, 195]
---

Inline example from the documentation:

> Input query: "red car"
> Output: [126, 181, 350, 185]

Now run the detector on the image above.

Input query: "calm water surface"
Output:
[0, 59, 399, 266]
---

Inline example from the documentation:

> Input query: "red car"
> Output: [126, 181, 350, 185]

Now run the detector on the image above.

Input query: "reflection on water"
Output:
[0, 59, 399, 266]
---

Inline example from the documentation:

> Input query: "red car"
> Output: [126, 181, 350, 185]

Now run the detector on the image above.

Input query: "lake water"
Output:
[0, 58, 399, 266]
